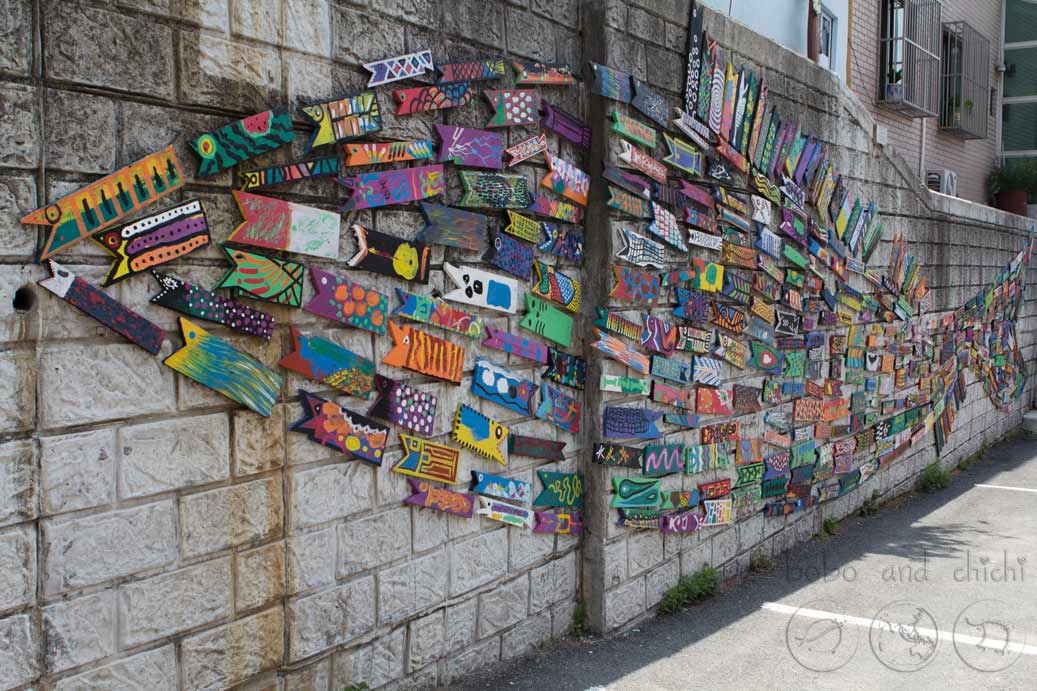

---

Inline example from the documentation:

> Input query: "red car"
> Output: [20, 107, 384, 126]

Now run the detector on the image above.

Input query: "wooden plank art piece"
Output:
[534, 511, 583, 535]
[610, 477, 661, 509]
[393, 289, 484, 339]
[616, 228, 667, 269]
[601, 374, 651, 395]
[383, 321, 465, 384]
[642, 443, 685, 476]
[438, 59, 506, 83]
[93, 200, 210, 286]
[228, 190, 339, 260]
[485, 89, 541, 127]
[609, 265, 660, 308]
[240, 156, 339, 189]
[303, 267, 388, 335]
[405, 479, 475, 518]
[534, 471, 583, 508]
[648, 202, 687, 252]
[484, 228, 535, 280]
[40, 260, 164, 354]
[535, 382, 582, 434]
[458, 171, 531, 209]
[368, 375, 437, 436]
[703, 498, 733, 526]
[279, 326, 375, 397]
[472, 358, 535, 417]
[435, 124, 503, 169]
[513, 60, 577, 85]
[544, 348, 587, 390]
[651, 355, 692, 384]
[414, 200, 487, 252]
[364, 50, 433, 86]
[652, 381, 695, 410]
[483, 327, 549, 363]
[607, 185, 652, 218]
[591, 329, 650, 373]
[632, 78, 670, 127]
[393, 434, 460, 484]
[215, 246, 304, 307]
[590, 62, 632, 102]
[693, 356, 723, 387]
[531, 261, 581, 313]
[151, 271, 274, 340]
[299, 92, 381, 149]
[477, 497, 534, 529]
[443, 262, 520, 313]
[594, 444, 642, 468]
[618, 140, 666, 185]
[701, 419, 739, 444]
[192, 110, 295, 177]
[340, 164, 445, 211]
[662, 511, 702, 534]
[686, 442, 731, 474]
[662, 132, 704, 176]
[471, 470, 532, 503]
[603, 407, 663, 439]
[526, 194, 582, 223]
[347, 224, 430, 283]
[509, 434, 566, 461]
[343, 140, 434, 166]
[291, 389, 388, 464]
[453, 404, 509, 465]
[24, 146, 184, 260]
[505, 133, 548, 167]
[541, 101, 592, 148]
[611, 111, 657, 148]
[538, 223, 584, 262]
[541, 152, 590, 206]
[165, 318, 282, 416]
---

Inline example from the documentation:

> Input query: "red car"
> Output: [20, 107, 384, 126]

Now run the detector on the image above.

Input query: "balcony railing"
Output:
[939, 21, 990, 139]
[878, 0, 942, 118]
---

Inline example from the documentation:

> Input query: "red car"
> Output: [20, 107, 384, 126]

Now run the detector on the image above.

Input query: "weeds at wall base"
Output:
[656, 567, 721, 615]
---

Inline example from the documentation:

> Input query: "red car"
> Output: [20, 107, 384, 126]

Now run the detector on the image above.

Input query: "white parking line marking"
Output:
[761, 602, 1037, 655]
[975, 484, 1037, 494]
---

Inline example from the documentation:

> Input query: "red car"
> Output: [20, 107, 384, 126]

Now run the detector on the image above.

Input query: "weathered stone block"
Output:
[40, 344, 175, 428]
[236, 542, 286, 612]
[444, 597, 478, 653]
[0, 440, 34, 527]
[501, 611, 551, 660]
[442, 0, 505, 47]
[412, 506, 448, 553]
[287, 576, 375, 661]
[180, 477, 282, 558]
[43, 501, 177, 594]
[287, 527, 336, 594]
[290, 462, 374, 529]
[42, 591, 116, 674]
[44, 2, 175, 100]
[334, 627, 405, 689]
[0, 613, 38, 688]
[529, 552, 576, 613]
[450, 529, 507, 597]
[604, 578, 645, 630]
[0, 84, 37, 168]
[179, 32, 282, 111]
[234, 405, 286, 477]
[181, 607, 284, 690]
[442, 637, 501, 684]
[603, 538, 628, 589]
[332, 5, 405, 65]
[506, 7, 556, 61]
[628, 530, 665, 576]
[118, 558, 232, 647]
[284, 0, 332, 56]
[0, 174, 36, 260]
[44, 89, 117, 174]
[53, 645, 175, 691]
[0, 0, 31, 76]
[40, 428, 115, 515]
[378, 551, 448, 625]
[283, 656, 330, 691]
[337, 507, 411, 577]
[646, 559, 680, 608]
[180, 0, 230, 31]
[120, 414, 230, 499]
[408, 610, 444, 672]
[231, 0, 282, 44]
[0, 349, 34, 433]
[477, 575, 528, 637]
[508, 523, 553, 571]
[0, 525, 34, 612]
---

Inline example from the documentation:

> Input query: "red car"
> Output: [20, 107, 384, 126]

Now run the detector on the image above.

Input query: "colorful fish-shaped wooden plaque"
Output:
[340, 165, 445, 212]
[509, 435, 566, 462]
[642, 443, 685, 476]
[534, 471, 583, 508]
[215, 245, 304, 307]
[485, 89, 541, 127]
[609, 265, 660, 308]
[364, 50, 434, 86]
[393, 289, 484, 339]
[416, 202, 488, 252]
[303, 267, 388, 335]
[606, 185, 652, 218]
[383, 321, 465, 384]
[541, 152, 589, 206]
[291, 389, 388, 464]
[299, 92, 381, 150]
[526, 194, 582, 223]
[471, 358, 535, 417]
[438, 59, 506, 83]
[520, 294, 573, 347]
[484, 228, 535, 280]
[92, 200, 210, 286]
[591, 329, 650, 373]
[240, 156, 340, 189]
[600, 374, 651, 395]
[544, 348, 587, 390]
[24, 146, 184, 260]
[611, 477, 661, 509]
[192, 110, 295, 177]
[435, 124, 503, 169]
[505, 133, 549, 167]
[151, 271, 274, 340]
[40, 260, 164, 354]
[393, 434, 459, 483]
[483, 327, 549, 363]
[603, 407, 663, 439]
[453, 403, 509, 465]
[228, 191, 339, 260]
[590, 62, 632, 102]
[538, 223, 583, 262]
[534, 511, 583, 534]
[165, 318, 282, 416]
[648, 202, 687, 252]
[458, 171, 531, 209]
[632, 78, 669, 127]
[477, 497, 534, 528]
[443, 262, 519, 313]
[395, 84, 473, 114]
[279, 326, 375, 398]
[611, 111, 657, 148]
[541, 102, 591, 149]
[536, 382, 581, 434]
[513, 60, 577, 85]
[368, 375, 437, 436]
[616, 228, 667, 269]
[618, 140, 666, 184]
[344, 140, 434, 167]
[531, 261, 581, 313]
[594, 444, 642, 468]
[471, 470, 532, 503]
[346, 224, 430, 284]
[405, 478, 475, 518]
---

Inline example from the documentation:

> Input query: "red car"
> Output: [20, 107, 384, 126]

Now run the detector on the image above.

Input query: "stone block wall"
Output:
[1, 1, 1036, 689]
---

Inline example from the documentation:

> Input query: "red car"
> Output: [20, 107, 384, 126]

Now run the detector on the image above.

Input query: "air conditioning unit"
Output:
[926, 170, 958, 196]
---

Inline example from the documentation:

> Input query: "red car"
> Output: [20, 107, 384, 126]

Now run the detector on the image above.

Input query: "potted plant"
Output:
[988, 161, 1037, 216]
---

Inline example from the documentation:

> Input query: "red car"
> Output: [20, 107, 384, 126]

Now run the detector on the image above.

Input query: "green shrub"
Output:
[343, 684, 369, 691]
[568, 599, 589, 637]
[749, 551, 775, 573]
[656, 566, 720, 614]
[858, 490, 882, 517]
[918, 461, 951, 492]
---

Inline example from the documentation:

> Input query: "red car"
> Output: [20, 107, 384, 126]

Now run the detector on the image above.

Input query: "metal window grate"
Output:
[939, 21, 990, 139]
[878, 0, 942, 118]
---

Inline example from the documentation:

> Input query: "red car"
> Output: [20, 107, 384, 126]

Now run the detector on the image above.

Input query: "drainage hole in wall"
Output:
[13, 286, 36, 313]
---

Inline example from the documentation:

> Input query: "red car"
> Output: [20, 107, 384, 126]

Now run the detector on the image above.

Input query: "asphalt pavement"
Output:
[446, 435, 1037, 690]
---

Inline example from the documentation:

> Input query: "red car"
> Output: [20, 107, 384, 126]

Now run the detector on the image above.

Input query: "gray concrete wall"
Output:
[0, 1, 1034, 690]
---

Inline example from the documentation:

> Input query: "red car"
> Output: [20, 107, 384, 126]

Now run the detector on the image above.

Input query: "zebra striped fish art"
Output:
[239, 156, 339, 189]
[382, 321, 465, 384]
[165, 318, 282, 417]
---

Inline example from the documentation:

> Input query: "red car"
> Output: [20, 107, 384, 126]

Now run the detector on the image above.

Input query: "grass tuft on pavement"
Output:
[657, 567, 721, 615]
[918, 461, 951, 492]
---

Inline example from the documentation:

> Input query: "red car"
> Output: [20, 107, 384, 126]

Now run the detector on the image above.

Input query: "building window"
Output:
[939, 22, 990, 139]
[878, 0, 942, 117]
[818, 6, 837, 71]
